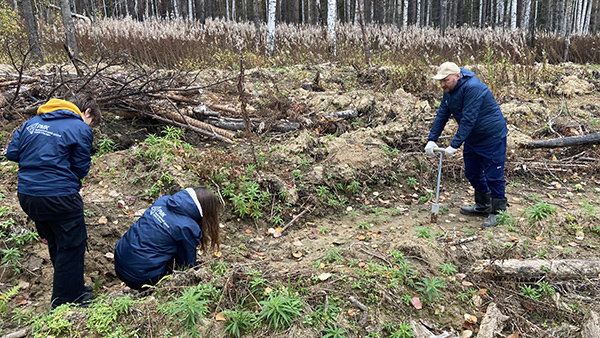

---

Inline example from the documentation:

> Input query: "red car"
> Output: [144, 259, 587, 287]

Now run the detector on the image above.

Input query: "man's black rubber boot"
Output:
[460, 191, 491, 216]
[482, 198, 507, 227]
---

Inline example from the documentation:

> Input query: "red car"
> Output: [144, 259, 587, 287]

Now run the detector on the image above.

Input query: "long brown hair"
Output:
[193, 186, 221, 252]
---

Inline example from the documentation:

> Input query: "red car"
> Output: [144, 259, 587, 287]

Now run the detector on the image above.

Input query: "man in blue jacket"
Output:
[425, 62, 508, 227]
[6, 94, 102, 309]
[114, 186, 221, 290]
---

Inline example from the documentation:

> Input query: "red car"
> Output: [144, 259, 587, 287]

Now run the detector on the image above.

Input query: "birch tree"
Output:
[496, 0, 504, 26]
[403, 0, 408, 27]
[522, 0, 532, 30]
[266, 0, 276, 57]
[327, 0, 337, 56]
[21, 0, 43, 63]
[60, 0, 78, 57]
[479, 0, 484, 27]
[416, 0, 421, 26]
[510, 0, 517, 29]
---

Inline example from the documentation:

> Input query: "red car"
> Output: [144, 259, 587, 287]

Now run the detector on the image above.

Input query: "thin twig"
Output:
[281, 205, 311, 234]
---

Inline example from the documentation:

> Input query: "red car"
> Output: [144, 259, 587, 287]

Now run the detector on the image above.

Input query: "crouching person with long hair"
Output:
[114, 186, 221, 290]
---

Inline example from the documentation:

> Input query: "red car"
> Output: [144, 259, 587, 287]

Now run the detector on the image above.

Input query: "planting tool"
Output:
[430, 147, 445, 223]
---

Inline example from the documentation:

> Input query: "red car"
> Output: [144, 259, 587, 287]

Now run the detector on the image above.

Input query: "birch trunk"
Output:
[327, 0, 337, 56]
[510, 0, 517, 29]
[427, 0, 432, 25]
[523, 0, 532, 30]
[416, 0, 421, 26]
[22, 0, 43, 63]
[479, 0, 483, 27]
[402, 0, 408, 27]
[266, 0, 276, 57]
[60, 0, 79, 57]
[357, 0, 371, 66]
[583, 0, 592, 33]
[497, 0, 504, 26]
[232, 0, 236, 21]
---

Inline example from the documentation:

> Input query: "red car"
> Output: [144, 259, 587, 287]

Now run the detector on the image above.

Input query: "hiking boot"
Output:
[460, 191, 491, 216]
[482, 198, 507, 227]
[74, 291, 95, 308]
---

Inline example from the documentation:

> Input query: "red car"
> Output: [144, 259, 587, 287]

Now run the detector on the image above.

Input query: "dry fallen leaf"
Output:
[462, 330, 473, 338]
[215, 312, 226, 321]
[461, 280, 474, 287]
[18, 280, 30, 290]
[358, 262, 366, 268]
[264, 287, 272, 295]
[357, 235, 366, 241]
[318, 273, 332, 281]
[214, 251, 222, 258]
[98, 216, 108, 224]
[464, 313, 477, 324]
[245, 229, 252, 234]
[411, 297, 422, 309]
[535, 236, 543, 242]
[347, 309, 356, 316]
[472, 295, 482, 307]
[506, 332, 520, 338]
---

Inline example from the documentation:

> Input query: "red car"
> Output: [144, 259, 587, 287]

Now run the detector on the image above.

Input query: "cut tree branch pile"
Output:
[0, 57, 307, 143]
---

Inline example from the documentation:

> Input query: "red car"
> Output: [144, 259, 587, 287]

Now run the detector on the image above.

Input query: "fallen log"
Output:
[324, 108, 358, 120]
[472, 259, 600, 279]
[162, 111, 235, 140]
[582, 310, 600, 338]
[0, 328, 28, 338]
[145, 112, 234, 144]
[204, 117, 300, 133]
[477, 303, 509, 338]
[410, 320, 457, 338]
[520, 133, 600, 148]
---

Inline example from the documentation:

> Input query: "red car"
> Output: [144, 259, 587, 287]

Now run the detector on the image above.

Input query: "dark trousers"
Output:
[34, 216, 87, 308]
[463, 137, 507, 199]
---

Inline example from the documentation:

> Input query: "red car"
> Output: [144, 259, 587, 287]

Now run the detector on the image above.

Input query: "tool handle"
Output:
[434, 147, 446, 152]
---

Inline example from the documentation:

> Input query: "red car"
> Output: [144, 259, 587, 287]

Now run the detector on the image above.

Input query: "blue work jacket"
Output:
[427, 68, 508, 149]
[114, 189, 203, 284]
[6, 100, 93, 196]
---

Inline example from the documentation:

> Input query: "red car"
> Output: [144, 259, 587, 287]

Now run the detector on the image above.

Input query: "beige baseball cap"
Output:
[432, 62, 460, 80]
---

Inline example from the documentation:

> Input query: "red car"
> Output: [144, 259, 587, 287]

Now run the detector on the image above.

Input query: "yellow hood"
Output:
[37, 99, 82, 117]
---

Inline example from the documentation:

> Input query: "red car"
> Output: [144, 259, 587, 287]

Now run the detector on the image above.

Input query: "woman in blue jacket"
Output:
[425, 62, 509, 227]
[114, 186, 221, 290]
[6, 94, 102, 309]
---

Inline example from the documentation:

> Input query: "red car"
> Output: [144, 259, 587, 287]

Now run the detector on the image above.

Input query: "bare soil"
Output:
[1, 62, 600, 338]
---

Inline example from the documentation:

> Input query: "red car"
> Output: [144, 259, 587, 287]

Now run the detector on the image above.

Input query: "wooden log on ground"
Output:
[0, 328, 28, 338]
[477, 303, 509, 338]
[582, 310, 600, 338]
[324, 108, 358, 120]
[146, 113, 234, 144]
[410, 320, 457, 338]
[472, 259, 600, 279]
[162, 111, 235, 140]
[520, 133, 600, 148]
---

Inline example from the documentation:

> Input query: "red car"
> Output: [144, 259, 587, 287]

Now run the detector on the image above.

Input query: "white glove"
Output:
[445, 146, 458, 157]
[425, 141, 437, 155]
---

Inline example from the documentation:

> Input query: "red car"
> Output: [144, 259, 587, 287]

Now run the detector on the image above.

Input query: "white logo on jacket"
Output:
[26, 123, 61, 137]
[150, 206, 170, 229]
